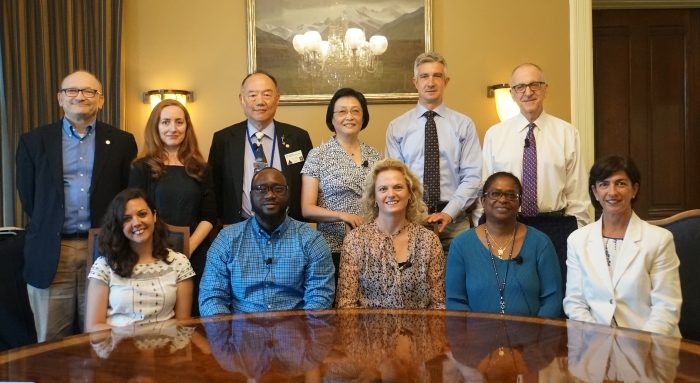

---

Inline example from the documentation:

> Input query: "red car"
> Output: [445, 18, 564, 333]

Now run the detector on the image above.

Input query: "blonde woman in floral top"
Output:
[336, 159, 445, 309]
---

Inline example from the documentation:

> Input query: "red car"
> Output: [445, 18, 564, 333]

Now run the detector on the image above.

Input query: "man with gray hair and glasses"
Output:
[16, 70, 136, 341]
[386, 52, 482, 253]
[478, 63, 591, 284]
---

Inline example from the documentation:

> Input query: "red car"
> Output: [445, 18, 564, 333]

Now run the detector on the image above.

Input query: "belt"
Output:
[537, 209, 566, 217]
[61, 232, 89, 239]
[428, 201, 449, 214]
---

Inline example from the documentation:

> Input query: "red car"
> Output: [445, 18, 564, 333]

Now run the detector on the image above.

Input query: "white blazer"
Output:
[563, 212, 682, 337]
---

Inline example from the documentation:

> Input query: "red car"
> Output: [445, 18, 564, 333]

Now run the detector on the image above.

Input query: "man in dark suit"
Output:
[208, 71, 312, 225]
[15, 70, 137, 342]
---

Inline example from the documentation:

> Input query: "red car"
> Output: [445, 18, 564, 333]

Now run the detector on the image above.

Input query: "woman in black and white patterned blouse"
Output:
[301, 88, 381, 281]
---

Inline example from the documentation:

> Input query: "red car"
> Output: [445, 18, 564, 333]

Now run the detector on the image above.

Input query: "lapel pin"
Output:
[105, 140, 111, 145]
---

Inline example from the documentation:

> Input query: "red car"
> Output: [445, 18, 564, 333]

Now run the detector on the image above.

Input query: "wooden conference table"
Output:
[2, 309, 700, 382]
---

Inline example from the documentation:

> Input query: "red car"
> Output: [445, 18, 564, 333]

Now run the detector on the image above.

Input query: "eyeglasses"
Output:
[483, 190, 520, 201]
[510, 82, 546, 94]
[333, 109, 362, 117]
[252, 184, 288, 195]
[60, 88, 102, 98]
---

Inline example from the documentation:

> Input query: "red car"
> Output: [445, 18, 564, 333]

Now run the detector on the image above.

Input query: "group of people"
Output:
[16, 51, 682, 344]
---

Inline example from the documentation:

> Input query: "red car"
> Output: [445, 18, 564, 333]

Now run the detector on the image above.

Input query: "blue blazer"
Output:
[16, 121, 137, 288]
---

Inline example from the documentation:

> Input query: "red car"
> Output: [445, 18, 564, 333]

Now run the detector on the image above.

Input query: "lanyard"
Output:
[246, 126, 277, 167]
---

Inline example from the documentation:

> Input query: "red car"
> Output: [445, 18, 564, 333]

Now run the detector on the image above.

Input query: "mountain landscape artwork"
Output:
[248, 0, 430, 103]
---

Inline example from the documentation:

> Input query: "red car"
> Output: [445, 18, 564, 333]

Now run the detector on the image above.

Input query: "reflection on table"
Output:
[3, 309, 700, 382]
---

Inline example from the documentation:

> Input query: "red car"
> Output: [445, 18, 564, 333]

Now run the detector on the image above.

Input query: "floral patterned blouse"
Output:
[336, 221, 446, 309]
[300, 137, 381, 253]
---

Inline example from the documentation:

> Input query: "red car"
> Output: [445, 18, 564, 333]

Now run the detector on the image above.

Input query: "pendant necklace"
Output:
[484, 223, 518, 314]
[484, 225, 516, 258]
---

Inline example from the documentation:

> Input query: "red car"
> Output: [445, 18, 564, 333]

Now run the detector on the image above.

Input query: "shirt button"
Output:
[80, 188, 85, 192]
[267, 304, 272, 309]
[79, 156, 84, 160]
[80, 206, 85, 210]
[609, 299, 613, 304]
[79, 173, 83, 177]
[267, 241, 271, 245]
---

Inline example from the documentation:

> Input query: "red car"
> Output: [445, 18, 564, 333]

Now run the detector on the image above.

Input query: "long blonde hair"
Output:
[359, 158, 427, 224]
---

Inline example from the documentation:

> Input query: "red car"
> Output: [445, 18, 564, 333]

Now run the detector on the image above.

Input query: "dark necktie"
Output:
[423, 110, 440, 213]
[521, 123, 538, 216]
[253, 131, 267, 173]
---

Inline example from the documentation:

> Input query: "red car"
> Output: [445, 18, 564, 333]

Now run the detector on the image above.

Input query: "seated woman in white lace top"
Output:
[86, 188, 194, 331]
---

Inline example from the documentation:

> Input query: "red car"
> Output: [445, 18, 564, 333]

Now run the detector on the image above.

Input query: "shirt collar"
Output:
[514, 111, 547, 133]
[415, 103, 446, 119]
[247, 120, 275, 139]
[251, 214, 290, 239]
[62, 117, 96, 140]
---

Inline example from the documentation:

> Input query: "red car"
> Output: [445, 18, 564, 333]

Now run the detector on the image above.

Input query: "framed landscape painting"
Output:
[246, 0, 432, 104]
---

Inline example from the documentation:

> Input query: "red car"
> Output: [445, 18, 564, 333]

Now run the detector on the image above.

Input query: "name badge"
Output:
[284, 150, 304, 165]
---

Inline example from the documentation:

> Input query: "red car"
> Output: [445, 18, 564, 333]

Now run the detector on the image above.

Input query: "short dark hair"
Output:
[240, 70, 278, 90]
[481, 171, 523, 198]
[99, 188, 171, 278]
[325, 88, 370, 132]
[588, 155, 641, 210]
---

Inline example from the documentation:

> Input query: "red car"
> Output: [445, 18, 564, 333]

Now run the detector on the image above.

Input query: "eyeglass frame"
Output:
[482, 190, 521, 202]
[252, 184, 289, 195]
[510, 81, 547, 95]
[333, 108, 362, 117]
[60, 88, 102, 98]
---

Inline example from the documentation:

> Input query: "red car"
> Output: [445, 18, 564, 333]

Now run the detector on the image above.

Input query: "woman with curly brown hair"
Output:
[336, 159, 445, 309]
[129, 99, 215, 316]
[85, 188, 194, 331]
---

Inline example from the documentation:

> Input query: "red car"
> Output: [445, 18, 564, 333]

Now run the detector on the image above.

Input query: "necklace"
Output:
[484, 224, 518, 314]
[603, 236, 623, 267]
[484, 225, 517, 258]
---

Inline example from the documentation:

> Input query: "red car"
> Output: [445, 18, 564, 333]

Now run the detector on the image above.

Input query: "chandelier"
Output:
[291, 25, 388, 89]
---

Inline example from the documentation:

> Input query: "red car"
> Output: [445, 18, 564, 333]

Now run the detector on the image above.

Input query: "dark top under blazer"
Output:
[208, 120, 313, 225]
[15, 120, 137, 288]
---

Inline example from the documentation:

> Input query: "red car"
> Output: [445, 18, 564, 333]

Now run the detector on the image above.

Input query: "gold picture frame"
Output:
[246, 0, 432, 105]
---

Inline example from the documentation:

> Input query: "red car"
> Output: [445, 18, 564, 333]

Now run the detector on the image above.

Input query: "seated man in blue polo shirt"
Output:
[199, 167, 335, 315]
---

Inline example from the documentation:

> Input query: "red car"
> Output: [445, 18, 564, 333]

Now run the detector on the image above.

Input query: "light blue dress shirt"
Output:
[61, 117, 95, 233]
[385, 103, 482, 219]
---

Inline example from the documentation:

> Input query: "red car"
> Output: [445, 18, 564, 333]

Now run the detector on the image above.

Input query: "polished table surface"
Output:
[2, 309, 700, 382]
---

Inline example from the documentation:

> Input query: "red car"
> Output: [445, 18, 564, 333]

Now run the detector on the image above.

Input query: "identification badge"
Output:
[284, 150, 304, 165]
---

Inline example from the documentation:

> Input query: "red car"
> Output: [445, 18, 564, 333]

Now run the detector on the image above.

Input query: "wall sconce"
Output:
[143, 89, 194, 109]
[486, 83, 520, 122]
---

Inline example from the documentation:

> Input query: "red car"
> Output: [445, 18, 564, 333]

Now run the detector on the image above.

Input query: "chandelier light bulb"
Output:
[369, 35, 388, 55]
[292, 34, 307, 54]
[303, 30, 323, 53]
[344, 28, 365, 50]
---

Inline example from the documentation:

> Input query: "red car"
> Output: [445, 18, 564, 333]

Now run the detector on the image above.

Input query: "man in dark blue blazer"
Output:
[15, 70, 136, 342]
[208, 71, 312, 225]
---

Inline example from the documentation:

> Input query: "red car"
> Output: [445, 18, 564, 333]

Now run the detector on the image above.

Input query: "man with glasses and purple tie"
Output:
[385, 52, 482, 254]
[16, 70, 137, 341]
[478, 63, 592, 286]
[199, 167, 334, 315]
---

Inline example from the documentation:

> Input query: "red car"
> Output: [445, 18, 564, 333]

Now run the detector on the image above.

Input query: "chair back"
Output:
[649, 209, 700, 341]
[165, 224, 190, 256]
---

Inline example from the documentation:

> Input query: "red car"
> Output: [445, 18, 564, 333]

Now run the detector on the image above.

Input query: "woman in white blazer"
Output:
[563, 155, 681, 337]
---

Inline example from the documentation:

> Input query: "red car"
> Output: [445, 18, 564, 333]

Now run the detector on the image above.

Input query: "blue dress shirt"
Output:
[199, 216, 335, 315]
[385, 103, 482, 219]
[61, 117, 95, 233]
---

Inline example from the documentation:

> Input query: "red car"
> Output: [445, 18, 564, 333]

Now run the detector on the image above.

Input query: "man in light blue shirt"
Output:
[199, 167, 335, 315]
[386, 52, 482, 252]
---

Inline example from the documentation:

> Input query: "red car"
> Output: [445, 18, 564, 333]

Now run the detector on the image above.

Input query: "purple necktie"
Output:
[521, 123, 538, 216]
[423, 110, 440, 213]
